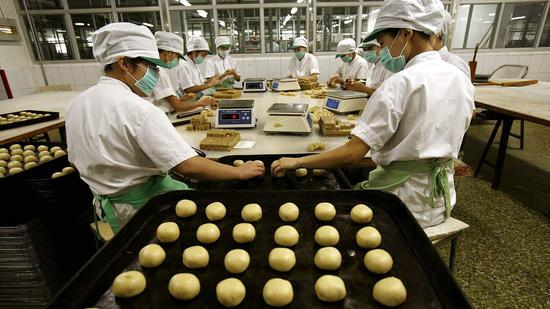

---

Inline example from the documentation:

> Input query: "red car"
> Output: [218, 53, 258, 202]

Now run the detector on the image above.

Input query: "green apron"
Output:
[355, 158, 454, 218]
[94, 175, 188, 234]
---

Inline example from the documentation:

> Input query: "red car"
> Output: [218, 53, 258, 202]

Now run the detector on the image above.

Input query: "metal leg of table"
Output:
[474, 119, 502, 177]
[492, 118, 513, 190]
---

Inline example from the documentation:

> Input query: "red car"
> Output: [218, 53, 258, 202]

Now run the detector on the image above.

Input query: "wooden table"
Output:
[0, 91, 81, 144]
[474, 82, 550, 189]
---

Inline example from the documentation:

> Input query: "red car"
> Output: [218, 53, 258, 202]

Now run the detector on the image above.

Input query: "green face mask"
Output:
[127, 63, 159, 97]
[166, 58, 179, 69]
[364, 50, 379, 64]
[194, 55, 205, 65]
[342, 55, 353, 63]
[295, 51, 305, 59]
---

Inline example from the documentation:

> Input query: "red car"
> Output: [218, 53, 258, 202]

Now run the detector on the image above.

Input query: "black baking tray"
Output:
[0, 110, 60, 131]
[190, 154, 352, 190]
[50, 190, 470, 309]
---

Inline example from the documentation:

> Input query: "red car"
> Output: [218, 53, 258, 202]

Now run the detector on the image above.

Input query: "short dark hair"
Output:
[378, 28, 431, 40]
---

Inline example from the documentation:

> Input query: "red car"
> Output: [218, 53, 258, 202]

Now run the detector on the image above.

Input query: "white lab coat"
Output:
[336, 55, 369, 81]
[288, 53, 320, 78]
[365, 60, 394, 89]
[176, 56, 205, 92]
[146, 67, 177, 113]
[351, 51, 475, 228]
[205, 54, 241, 87]
[66, 76, 197, 226]
[439, 46, 470, 78]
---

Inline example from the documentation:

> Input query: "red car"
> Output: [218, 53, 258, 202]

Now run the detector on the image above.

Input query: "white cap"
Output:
[335, 38, 357, 58]
[291, 37, 308, 49]
[215, 36, 231, 48]
[92, 22, 167, 67]
[186, 36, 212, 53]
[364, 0, 445, 42]
[438, 11, 451, 43]
[360, 40, 381, 48]
[155, 31, 184, 55]
[355, 48, 365, 59]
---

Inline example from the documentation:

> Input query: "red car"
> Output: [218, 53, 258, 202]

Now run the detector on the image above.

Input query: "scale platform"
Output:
[324, 90, 368, 114]
[215, 99, 256, 129]
[272, 78, 301, 92]
[263, 103, 312, 135]
[243, 78, 267, 92]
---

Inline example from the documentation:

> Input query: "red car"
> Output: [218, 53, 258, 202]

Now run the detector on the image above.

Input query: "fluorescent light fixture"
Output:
[219, 20, 226, 27]
[56, 29, 66, 33]
[332, 24, 339, 28]
[291, 7, 298, 14]
[179, 0, 192, 6]
[142, 22, 154, 27]
[74, 22, 85, 26]
[511, 16, 526, 21]
[296, 0, 304, 3]
[197, 10, 208, 18]
[344, 18, 353, 24]
[489, 13, 496, 16]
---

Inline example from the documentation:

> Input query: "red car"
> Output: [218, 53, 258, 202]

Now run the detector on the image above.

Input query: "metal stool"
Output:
[424, 217, 469, 274]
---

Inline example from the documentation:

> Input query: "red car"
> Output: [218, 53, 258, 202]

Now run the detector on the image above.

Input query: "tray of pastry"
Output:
[191, 154, 352, 190]
[49, 190, 470, 309]
[0, 110, 59, 131]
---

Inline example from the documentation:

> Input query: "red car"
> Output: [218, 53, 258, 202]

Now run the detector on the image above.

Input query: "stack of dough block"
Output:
[200, 129, 241, 151]
[213, 89, 241, 99]
[309, 106, 334, 124]
[186, 115, 213, 131]
[299, 81, 320, 91]
[319, 116, 355, 136]
[303, 88, 328, 99]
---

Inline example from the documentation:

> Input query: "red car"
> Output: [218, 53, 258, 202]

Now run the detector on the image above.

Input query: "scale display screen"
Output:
[221, 113, 241, 120]
[272, 82, 279, 89]
[218, 109, 252, 125]
[246, 83, 263, 89]
[326, 98, 340, 109]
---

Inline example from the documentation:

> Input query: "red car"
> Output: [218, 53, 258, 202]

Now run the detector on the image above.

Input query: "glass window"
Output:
[264, 7, 306, 53]
[168, 0, 211, 5]
[360, 6, 380, 41]
[18, 0, 62, 10]
[217, 0, 258, 3]
[24, 15, 74, 60]
[452, 4, 498, 49]
[540, 9, 550, 47]
[72, 14, 112, 59]
[217, 9, 261, 54]
[116, 0, 159, 7]
[118, 11, 161, 32]
[496, 2, 546, 48]
[170, 10, 215, 53]
[317, 7, 358, 52]
[68, 0, 110, 9]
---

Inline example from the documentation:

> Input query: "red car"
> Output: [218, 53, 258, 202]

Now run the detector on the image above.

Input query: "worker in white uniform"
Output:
[149, 31, 214, 113]
[66, 23, 264, 234]
[177, 36, 220, 97]
[272, 0, 475, 228]
[346, 40, 394, 96]
[432, 11, 471, 78]
[326, 38, 370, 88]
[287, 37, 319, 82]
[205, 36, 241, 88]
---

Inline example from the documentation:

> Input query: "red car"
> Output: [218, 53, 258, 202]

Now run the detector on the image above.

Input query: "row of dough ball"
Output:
[232, 159, 326, 178]
[51, 166, 75, 179]
[176, 199, 264, 223]
[0, 145, 67, 177]
[155, 220, 256, 245]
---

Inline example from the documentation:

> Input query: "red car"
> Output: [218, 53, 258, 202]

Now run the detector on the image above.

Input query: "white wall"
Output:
[0, 0, 44, 97]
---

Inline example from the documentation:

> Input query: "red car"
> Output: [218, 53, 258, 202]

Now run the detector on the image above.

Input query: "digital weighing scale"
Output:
[243, 78, 267, 92]
[323, 90, 368, 114]
[215, 100, 256, 129]
[263, 103, 312, 135]
[271, 78, 301, 92]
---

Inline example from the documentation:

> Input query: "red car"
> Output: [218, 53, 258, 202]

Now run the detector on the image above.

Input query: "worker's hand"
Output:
[271, 158, 300, 176]
[208, 76, 221, 87]
[237, 160, 265, 180]
[225, 69, 236, 77]
[180, 92, 196, 102]
[298, 77, 307, 83]
[198, 96, 216, 107]
[345, 81, 368, 93]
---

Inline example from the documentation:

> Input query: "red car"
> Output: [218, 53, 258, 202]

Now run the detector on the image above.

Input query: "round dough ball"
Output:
[112, 271, 146, 298]
[373, 277, 407, 307]
[232, 223, 255, 243]
[315, 202, 336, 221]
[38, 150, 50, 158]
[206, 202, 226, 221]
[23, 145, 36, 151]
[39, 155, 53, 163]
[224, 249, 250, 274]
[182, 245, 209, 269]
[53, 150, 66, 158]
[9, 144, 21, 151]
[364, 249, 393, 274]
[138, 244, 166, 268]
[24, 155, 37, 163]
[50, 146, 62, 154]
[156, 222, 180, 243]
[233, 159, 244, 167]
[295, 168, 307, 177]
[0, 167, 5, 174]
[11, 149, 23, 156]
[175, 199, 197, 218]
[0, 148, 8, 154]
[274, 225, 299, 247]
[273, 169, 286, 178]
[10, 155, 23, 162]
[196, 223, 220, 244]
[7, 161, 22, 169]
[216, 278, 246, 307]
[315, 275, 346, 302]
[314, 247, 342, 270]
[268, 248, 296, 272]
[37, 145, 48, 152]
[263, 278, 294, 307]
[24, 162, 38, 170]
[0, 153, 9, 161]
[22, 150, 35, 157]
[314, 225, 340, 246]
[241, 203, 262, 222]
[350, 204, 373, 224]
[51, 172, 65, 179]
[168, 273, 200, 300]
[312, 169, 326, 176]
[279, 202, 299, 222]
[356, 226, 382, 249]
[62, 166, 74, 174]
[0, 160, 6, 167]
